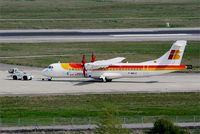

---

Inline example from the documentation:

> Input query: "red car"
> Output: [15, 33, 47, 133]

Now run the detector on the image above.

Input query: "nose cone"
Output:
[41, 68, 49, 76]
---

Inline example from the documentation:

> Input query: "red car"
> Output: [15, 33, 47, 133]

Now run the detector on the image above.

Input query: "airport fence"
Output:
[0, 115, 200, 127]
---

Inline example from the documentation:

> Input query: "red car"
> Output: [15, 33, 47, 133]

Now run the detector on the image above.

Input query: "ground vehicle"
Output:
[8, 68, 33, 80]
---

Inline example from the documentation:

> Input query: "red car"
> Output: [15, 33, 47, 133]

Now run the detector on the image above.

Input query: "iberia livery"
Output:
[41, 40, 191, 82]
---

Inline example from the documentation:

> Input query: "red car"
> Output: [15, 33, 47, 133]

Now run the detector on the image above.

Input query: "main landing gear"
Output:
[100, 76, 112, 82]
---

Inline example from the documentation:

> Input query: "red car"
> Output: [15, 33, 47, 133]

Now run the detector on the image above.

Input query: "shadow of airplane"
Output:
[37, 78, 159, 86]
[74, 80, 159, 86]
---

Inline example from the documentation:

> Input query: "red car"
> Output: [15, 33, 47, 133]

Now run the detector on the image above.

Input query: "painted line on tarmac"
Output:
[0, 54, 73, 59]
[110, 34, 189, 37]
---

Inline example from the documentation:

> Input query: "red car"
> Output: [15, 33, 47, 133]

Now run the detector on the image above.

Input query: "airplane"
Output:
[41, 40, 192, 82]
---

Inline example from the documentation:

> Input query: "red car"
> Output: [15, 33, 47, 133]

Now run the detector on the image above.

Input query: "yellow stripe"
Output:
[60, 63, 72, 70]
[172, 50, 180, 60]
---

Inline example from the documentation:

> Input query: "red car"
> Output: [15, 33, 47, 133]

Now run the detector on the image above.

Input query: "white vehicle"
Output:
[8, 68, 33, 80]
[42, 40, 192, 82]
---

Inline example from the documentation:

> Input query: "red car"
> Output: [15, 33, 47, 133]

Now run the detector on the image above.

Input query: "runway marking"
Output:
[110, 34, 189, 37]
[0, 54, 73, 59]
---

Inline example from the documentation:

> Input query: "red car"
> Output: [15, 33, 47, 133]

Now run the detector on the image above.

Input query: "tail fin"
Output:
[142, 40, 187, 65]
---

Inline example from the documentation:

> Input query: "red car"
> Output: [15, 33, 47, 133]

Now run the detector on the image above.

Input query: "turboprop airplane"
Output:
[41, 40, 192, 82]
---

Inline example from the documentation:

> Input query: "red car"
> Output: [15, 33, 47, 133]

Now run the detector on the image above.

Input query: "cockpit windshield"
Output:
[48, 65, 53, 69]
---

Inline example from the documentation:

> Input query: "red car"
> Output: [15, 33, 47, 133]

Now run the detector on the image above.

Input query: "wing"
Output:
[85, 57, 125, 70]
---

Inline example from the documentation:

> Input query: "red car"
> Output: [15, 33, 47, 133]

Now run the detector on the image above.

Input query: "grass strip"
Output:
[0, 0, 199, 29]
[0, 93, 200, 126]
[0, 41, 199, 71]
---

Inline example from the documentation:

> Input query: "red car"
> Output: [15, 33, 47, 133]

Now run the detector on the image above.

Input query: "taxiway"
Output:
[0, 64, 199, 96]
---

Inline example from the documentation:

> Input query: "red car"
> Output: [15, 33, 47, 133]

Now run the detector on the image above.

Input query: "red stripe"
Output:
[168, 50, 176, 59]
[69, 63, 82, 68]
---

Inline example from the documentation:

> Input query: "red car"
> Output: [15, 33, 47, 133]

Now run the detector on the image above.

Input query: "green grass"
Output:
[0, 0, 199, 29]
[0, 93, 200, 126]
[0, 41, 199, 71]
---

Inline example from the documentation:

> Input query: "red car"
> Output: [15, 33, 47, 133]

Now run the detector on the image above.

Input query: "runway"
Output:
[0, 64, 199, 96]
[0, 28, 199, 43]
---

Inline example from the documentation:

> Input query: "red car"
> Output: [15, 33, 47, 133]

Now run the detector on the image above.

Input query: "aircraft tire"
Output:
[106, 78, 112, 82]
[100, 78, 107, 82]
[13, 75, 17, 80]
[23, 76, 28, 80]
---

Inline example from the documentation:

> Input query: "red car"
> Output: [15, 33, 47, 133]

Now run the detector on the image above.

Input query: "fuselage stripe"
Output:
[60, 63, 186, 71]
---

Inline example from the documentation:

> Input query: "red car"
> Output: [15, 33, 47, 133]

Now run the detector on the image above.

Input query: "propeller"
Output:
[81, 53, 96, 77]
[91, 52, 96, 62]
[81, 55, 87, 77]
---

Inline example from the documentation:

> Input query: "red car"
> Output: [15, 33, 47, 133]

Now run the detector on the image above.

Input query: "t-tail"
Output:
[142, 40, 187, 65]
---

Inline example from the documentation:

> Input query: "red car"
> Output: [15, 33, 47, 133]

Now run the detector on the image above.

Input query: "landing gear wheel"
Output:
[48, 78, 52, 81]
[23, 76, 28, 80]
[13, 75, 17, 80]
[106, 79, 112, 82]
[100, 77, 112, 82]
[100, 78, 106, 82]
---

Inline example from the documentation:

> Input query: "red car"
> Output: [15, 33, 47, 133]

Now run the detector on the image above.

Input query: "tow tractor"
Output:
[8, 68, 33, 80]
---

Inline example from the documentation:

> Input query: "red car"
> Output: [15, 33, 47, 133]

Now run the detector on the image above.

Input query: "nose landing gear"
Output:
[42, 77, 52, 81]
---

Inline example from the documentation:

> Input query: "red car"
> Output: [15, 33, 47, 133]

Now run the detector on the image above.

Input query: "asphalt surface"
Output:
[0, 64, 200, 96]
[1, 29, 199, 36]
[0, 28, 199, 43]
[1, 122, 200, 132]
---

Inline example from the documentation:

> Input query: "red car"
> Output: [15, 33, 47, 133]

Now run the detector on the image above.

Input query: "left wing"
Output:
[85, 57, 125, 70]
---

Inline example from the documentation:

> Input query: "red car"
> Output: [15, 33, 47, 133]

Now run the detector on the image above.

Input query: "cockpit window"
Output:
[48, 65, 53, 69]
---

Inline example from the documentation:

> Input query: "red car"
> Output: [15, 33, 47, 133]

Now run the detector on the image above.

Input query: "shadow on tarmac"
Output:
[37, 79, 158, 85]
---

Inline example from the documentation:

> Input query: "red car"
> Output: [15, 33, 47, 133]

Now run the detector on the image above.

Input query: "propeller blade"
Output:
[83, 67, 86, 77]
[81, 54, 87, 77]
[91, 52, 96, 62]
[82, 55, 86, 65]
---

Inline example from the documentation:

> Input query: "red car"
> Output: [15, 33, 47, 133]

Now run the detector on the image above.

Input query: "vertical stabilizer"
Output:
[141, 40, 187, 65]
[157, 40, 187, 65]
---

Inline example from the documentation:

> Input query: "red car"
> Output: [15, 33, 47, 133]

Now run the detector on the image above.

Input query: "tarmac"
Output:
[0, 28, 199, 43]
[0, 64, 200, 96]
[1, 122, 200, 133]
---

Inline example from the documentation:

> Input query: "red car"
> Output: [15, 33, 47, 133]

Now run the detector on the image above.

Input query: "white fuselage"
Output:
[41, 62, 185, 80]
[41, 40, 188, 81]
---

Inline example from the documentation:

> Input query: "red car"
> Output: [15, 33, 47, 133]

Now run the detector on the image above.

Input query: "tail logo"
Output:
[168, 50, 180, 60]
